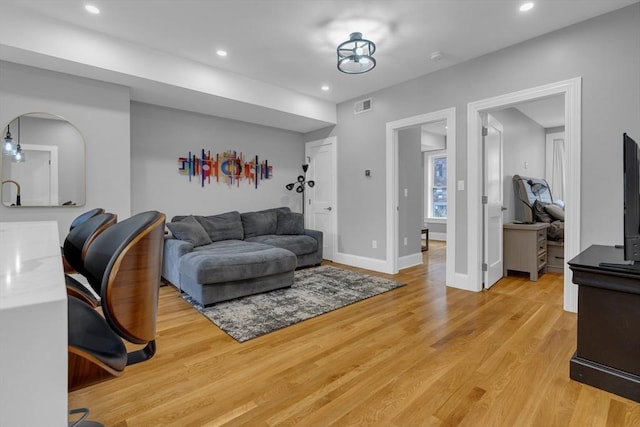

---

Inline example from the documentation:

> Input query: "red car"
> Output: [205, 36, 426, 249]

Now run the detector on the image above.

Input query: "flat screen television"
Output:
[623, 132, 640, 263]
[601, 133, 640, 271]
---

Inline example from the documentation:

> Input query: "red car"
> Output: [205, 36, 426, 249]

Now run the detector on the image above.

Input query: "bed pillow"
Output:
[166, 216, 212, 247]
[533, 200, 552, 223]
[545, 204, 565, 221]
[276, 211, 304, 235]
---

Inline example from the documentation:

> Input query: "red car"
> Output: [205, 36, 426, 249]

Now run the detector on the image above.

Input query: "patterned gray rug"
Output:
[183, 265, 405, 342]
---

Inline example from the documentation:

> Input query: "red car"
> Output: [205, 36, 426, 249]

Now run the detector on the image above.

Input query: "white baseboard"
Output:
[447, 272, 475, 291]
[398, 253, 423, 270]
[332, 251, 394, 274]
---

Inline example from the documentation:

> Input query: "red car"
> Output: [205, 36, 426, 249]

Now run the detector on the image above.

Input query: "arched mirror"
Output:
[1, 113, 85, 207]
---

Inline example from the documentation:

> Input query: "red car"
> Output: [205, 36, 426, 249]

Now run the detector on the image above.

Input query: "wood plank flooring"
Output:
[68, 241, 640, 426]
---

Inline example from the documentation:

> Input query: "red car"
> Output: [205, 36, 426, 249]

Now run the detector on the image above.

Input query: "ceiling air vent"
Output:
[354, 98, 372, 114]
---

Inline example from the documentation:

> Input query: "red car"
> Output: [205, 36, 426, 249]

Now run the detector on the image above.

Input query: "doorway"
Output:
[467, 78, 581, 312]
[385, 107, 456, 286]
[1, 143, 58, 206]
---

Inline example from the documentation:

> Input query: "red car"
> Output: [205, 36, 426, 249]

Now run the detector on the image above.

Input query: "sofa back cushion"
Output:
[166, 215, 212, 247]
[276, 210, 304, 235]
[194, 211, 244, 242]
[241, 209, 279, 238]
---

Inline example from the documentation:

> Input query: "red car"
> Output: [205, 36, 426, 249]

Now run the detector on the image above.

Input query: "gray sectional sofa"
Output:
[162, 207, 322, 306]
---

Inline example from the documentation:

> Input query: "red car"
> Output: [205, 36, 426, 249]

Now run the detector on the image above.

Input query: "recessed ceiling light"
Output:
[321, 85, 330, 91]
[430, 51, 444, 61]
[85, 4, 100, 14]
[216, 50, 228, 57]
[520, 2, 534, 12]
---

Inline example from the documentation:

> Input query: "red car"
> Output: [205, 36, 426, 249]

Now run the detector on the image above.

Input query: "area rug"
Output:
[183, 265, 405, 342]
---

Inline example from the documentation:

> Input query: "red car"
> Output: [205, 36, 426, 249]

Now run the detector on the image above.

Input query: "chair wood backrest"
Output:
[84, 211, 166, 345]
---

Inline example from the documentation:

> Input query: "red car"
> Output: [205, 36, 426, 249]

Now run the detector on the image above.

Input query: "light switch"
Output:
[404, 188, 408, 197]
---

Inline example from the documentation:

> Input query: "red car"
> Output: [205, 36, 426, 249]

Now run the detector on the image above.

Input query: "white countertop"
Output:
[0, 221, 67, 309]
[0, 220, 68, 426]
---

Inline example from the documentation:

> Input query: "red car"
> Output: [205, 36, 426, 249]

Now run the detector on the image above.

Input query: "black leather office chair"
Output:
[68, 211, 166, 392]
[69, 208, 105, 231]
[63, 213, 117, 306]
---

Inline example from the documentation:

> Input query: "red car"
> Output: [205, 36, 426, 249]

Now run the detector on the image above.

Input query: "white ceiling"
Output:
[0, 0, 636, 132]
[515, 95, 565, 128]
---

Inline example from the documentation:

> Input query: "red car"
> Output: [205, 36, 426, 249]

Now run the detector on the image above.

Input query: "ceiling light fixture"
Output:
[321, 85, 330, 91]
[430, 51, 444, 61]
[216, 50, 228, 57]
[337, 32, 376, 74]
[85, 4, 100, 14]
[519, 2, 534, 12]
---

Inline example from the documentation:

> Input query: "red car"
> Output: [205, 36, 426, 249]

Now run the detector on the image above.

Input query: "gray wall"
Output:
[397, 127, 422, 257]
[0, 61, 131, 241]
[130, 102, 305, 221]
[305, 4, 640, 274]
[491, 108, 546, 224]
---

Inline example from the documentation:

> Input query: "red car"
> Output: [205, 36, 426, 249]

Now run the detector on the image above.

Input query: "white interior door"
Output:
[305, 136, 337, 261]
[483, 114, 504, 288]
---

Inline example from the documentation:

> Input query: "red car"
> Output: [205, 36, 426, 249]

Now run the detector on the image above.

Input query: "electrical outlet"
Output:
[404, 237, 408, 246]
[372, 240, 377, 249]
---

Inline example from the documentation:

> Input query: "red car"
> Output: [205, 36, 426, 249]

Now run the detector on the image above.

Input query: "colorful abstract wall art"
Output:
[178, 149, 272, 188]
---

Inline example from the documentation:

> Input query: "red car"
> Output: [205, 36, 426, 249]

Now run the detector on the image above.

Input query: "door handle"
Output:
[324, 207, 332, 211]
[501, 206, 508, 211]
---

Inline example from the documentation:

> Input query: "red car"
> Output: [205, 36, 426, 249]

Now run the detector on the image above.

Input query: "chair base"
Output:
[69, 408, 103, 427]
[127, 340, 156, 365]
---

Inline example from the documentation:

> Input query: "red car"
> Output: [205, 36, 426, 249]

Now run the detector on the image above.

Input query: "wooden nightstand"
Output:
[503, 222, 549, 281]
[546, 240, 565, 273]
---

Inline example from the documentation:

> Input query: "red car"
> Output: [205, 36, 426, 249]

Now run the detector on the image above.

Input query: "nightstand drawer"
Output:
[547, 241, 564, 273]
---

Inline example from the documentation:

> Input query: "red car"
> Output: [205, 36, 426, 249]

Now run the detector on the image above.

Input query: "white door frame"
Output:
[467, 77, 581, 312]
[385, 107, 456, 287]
[305, 136, 338, 261]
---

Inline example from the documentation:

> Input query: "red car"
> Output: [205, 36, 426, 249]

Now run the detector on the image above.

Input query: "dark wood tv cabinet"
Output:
[568, 245, 640, 402]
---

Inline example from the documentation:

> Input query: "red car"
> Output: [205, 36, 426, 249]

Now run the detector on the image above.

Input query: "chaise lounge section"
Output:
[162, 207, 322, 306]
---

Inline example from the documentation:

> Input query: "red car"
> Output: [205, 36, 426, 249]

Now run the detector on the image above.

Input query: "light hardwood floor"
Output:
[69, 241, 640, 426]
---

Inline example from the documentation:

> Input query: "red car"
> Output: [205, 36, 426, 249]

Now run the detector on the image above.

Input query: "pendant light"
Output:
[3, 124, 17, 155]
[12, 142, 25, 163]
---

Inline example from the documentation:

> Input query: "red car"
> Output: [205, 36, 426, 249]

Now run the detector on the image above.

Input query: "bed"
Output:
[512, 174, 565, 241]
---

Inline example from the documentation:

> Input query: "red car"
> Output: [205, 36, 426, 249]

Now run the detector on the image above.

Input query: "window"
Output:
[426, 152, 447, 219]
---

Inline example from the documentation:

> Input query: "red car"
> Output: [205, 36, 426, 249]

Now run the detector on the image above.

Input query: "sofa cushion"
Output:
[194, 211, 244, 242]
[276, 211, 304, 235]
[241, 209, 279, 238]
[181, 240, 297, 284]
[246, 234, 317, 256]
[166, 216, 212, 247]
